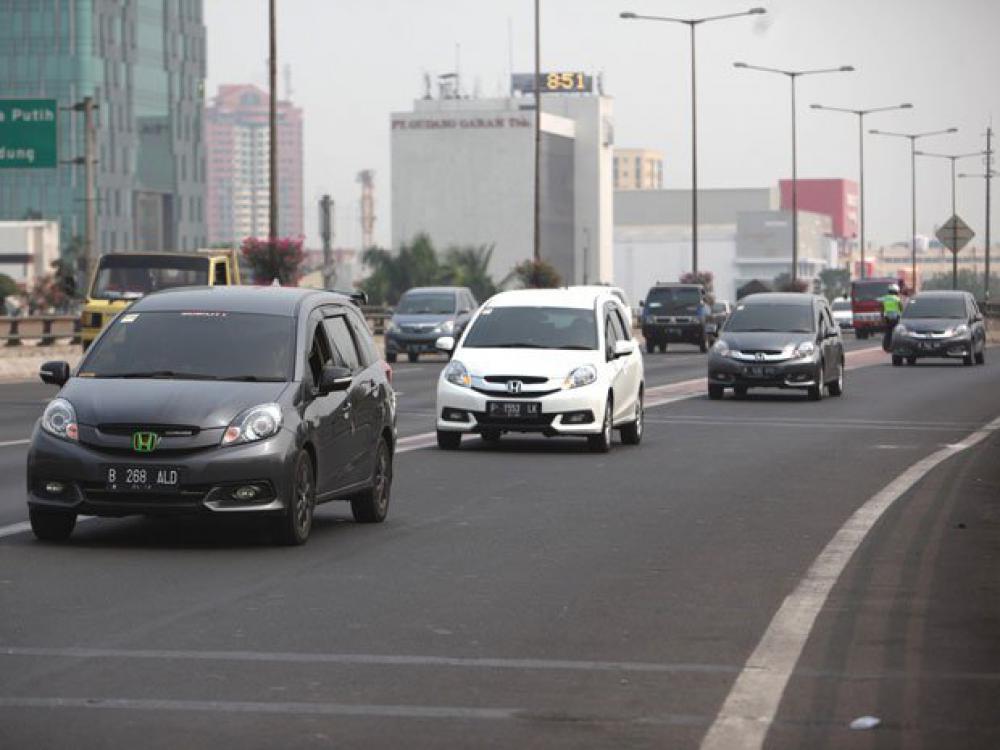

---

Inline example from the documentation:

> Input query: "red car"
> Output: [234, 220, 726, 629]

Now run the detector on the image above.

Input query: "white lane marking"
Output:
[0, 645, 738, 675]
[642, 417, 983, 433]
[699, 413, 1000, 750]
[0, 439, 30, 448]
[0, 521, 31, 539]
[0, 697, 517, 721]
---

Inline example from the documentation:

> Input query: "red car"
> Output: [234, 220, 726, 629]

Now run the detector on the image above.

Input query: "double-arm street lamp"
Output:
[917, 149, 984, 288]
[870, 128, 958, 291]
[809, 103, 913, 279]
[620, 7, 766, 276]
[734, 62, 854, 283]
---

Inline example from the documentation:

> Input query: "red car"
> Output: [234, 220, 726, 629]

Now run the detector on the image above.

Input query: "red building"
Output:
[205, 84, 303, 244]
[778, 178, 858, 240]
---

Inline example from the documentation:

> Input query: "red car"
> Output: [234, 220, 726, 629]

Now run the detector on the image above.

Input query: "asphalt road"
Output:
[1, 336, 998, 749]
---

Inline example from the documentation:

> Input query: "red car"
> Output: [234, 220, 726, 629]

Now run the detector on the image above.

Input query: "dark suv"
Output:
[28, 286, 396, 546]
[385, 286, 478, 363]
[640, 283, 711, 353]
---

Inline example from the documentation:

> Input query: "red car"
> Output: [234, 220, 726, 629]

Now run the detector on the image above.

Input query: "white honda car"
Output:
[434, 288, 645, 452]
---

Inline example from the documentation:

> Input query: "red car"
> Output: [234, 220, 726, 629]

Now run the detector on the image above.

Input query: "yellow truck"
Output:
[80, 250, 241, 349]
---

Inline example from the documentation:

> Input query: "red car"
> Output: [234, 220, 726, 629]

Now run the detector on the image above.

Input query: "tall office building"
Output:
[204, 84, 303, 244]
[613, 148, 663, 191]
[0, 0, 207, 255]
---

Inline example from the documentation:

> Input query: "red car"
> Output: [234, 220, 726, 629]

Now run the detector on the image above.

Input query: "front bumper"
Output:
[892, 335, 972, 359]
[26, 427, 297, 517]
[642, 321, 705, 343]
[385, 331, 448, 355]
[708, 354, 821, 389]
[436, 380, 607, 436]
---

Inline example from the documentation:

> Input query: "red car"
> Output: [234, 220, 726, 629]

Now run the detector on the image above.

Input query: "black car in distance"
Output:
[890, 290, 987, 366]
[28, 286, 396, 545]
[640, 283, 711, 353]
[707, 293, 845, 401]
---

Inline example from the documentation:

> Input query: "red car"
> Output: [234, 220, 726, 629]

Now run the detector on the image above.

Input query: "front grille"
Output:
[739, 349, 783, 356]
[484, 375, 548, 385]
[472, 387, 560, 398]
[80, 483, 211, 507]
[97, 424, 200, 437]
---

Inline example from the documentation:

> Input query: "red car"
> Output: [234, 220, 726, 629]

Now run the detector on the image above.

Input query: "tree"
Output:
[772, 273, 810, 293]
[679, 270, 715, 304]
[26, 274, 68, 313]
[511, 259, 562, 289]
[240, 237, 305, 285]
[0, 273, 19, 306]
[439, 244, 497, 302]
[922, 269, 1000, 300]
[818, 268, 850, 301]
[359, 233, 442, 305]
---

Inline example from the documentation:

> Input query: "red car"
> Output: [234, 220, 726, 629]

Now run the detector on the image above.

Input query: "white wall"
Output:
[0, 221, 60, 288]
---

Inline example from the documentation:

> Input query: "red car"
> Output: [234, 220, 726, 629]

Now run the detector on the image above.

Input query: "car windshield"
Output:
[725, 303, 815, 333]
[80, 312, 294, 381]
[396, 293, 455, 315]
[903, 296, 968, 319]
[832, 300, 851, 311]
[852, 281, 895, 302]
[646, 287, 701, 313]
[91, 255, 211, 300]
[463, 306, 598, 350]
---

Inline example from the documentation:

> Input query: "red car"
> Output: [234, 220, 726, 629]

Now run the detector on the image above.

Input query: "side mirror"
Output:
[39, 361, 71, 387]
[435, 336, 456, 353]
[613, 340, 636, 358]
[318, 364, 352, 395]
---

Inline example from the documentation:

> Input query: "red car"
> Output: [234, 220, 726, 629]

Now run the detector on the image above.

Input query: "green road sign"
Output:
[0, 99, 57, 168]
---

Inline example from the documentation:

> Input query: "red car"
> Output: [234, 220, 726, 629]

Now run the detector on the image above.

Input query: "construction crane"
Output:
[357, 170, 375, 250]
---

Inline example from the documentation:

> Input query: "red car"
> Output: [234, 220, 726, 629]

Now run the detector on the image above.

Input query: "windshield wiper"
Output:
[96, 370, 220, 380]
[556, 345, 594, 350]
[485, 342, 549, 348]
[218, 375, 286, 382]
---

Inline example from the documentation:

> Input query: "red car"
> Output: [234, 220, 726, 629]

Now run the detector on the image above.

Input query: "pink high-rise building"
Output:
[205, 84, 303, 244]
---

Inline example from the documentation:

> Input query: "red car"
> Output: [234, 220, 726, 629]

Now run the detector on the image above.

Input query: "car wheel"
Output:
[351, 438, 392, 523]
[708, 384, 724, 400]
[407, 352, 419, 363]
[437, 430, 461, 450]
[645, 339, 655, 355]
[620, 390, 643, 445]
[828, 365, 844, 396]
[385, 351, 397, 364]
[906, 357, 917, 366]
[808, 366, 824, 401]
[891, 355, 903, 367]
[29, 508, 76, 542]
[272, 450, 315, 546]
[975, 348, 985, 365]
[480, 429, 501, 443]
[734, 385, 748, 399]
[587, 396, 613, 453]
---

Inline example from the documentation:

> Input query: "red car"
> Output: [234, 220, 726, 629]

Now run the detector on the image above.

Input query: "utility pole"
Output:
[319, 195, 334, 290]
[532, 0, 541, 263]
[988, 127, 994, 301]
[64, 97, 99, 286]
[268, 0, 278, 246]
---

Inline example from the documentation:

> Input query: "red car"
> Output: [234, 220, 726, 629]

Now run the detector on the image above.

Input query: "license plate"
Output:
[487, 401, 541, 419]
[745, 366, 775, 378]
[106, 465, 181, 493]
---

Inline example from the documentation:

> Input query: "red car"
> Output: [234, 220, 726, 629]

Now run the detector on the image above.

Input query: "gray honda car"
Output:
[706, 293, 845, 401]
[384, 286, 477, 363]
[890, 290, 986, 366]
[27, 286, 396, 545]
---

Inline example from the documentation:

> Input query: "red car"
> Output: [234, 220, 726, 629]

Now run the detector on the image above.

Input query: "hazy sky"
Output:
[205, 0, 999, 252]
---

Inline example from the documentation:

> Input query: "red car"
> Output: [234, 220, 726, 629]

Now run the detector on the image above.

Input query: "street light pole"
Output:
[870, 128, 958, 292]
[809, 103, 913, 279]
[734, 62, 854, 284]
[532, 0, 541, 263]
[915, 150, 982, 289]
[959, 128, 996, 301]
[268, 0, 278, 246]
[620, 8, 765, 277]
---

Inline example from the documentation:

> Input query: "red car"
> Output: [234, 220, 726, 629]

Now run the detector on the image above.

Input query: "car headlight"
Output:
[949, 324, 969, 337]
[712, 339, 731, 357]
[434, 320, 455, 335]
[563, 364, 598, 390]
[794, 341, 816, 358]
[222, 403, 283, 446]
[444, 360, 471, 388]
[894, 324, 909, 336]
[41, 398, 78, 442]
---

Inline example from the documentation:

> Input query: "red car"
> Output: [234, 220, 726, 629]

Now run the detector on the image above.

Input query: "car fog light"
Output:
[562, 410, 594, 424]
[232, 485, 259, 501]
[442, 408, 469, 422]
[44, 481, 65, 495]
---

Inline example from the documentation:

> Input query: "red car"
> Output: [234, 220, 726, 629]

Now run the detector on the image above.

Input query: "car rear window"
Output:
[80, 311, 295, 381]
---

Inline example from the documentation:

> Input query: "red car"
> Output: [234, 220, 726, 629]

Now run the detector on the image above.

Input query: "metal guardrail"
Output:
[981, 301, 1000, 318]
[1, 316, 81, 347]
[359, 306, 391, 335]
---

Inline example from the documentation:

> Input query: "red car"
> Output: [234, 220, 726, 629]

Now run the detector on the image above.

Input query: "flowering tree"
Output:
[240, 237, 305, 285]
[679, 270, 715, 304]
[27, 274, 68, 314]
[511, 259, 562, 289]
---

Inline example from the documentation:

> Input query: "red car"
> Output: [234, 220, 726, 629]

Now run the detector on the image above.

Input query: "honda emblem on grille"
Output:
[506, 380, 523, 394]
[132, 431, 160, 453]
[755, 352, 766, 362]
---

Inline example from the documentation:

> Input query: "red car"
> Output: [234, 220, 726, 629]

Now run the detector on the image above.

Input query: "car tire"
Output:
[891, 355, 903, 367]
[828, 365, 844, 396]
[906, 357, 917, 366]
[975, 348, 985, 365]
[587, 396, 613, 453]
[734, 385, 748, 399]
[808, 367, 824, 401]
[645, 340, 655, 355]
[272, 450, 315, 546]
[857, 330, 868, 340]
[29, 508, 76, 542]
[437, 430, 461, 450]
[351, 438, 392, 524]
[385, 351, 397, 364]
[481, 429, 501, 443]
[407, 352, 419, 363]
[708, 384, 724, 400]
[620, 390, 643, 446]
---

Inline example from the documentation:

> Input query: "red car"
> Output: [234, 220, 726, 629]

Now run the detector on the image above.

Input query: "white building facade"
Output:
[0, 220, 60, 289]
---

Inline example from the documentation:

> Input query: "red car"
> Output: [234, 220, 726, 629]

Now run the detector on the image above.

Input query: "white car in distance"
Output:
[434, 288, 645, 452]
